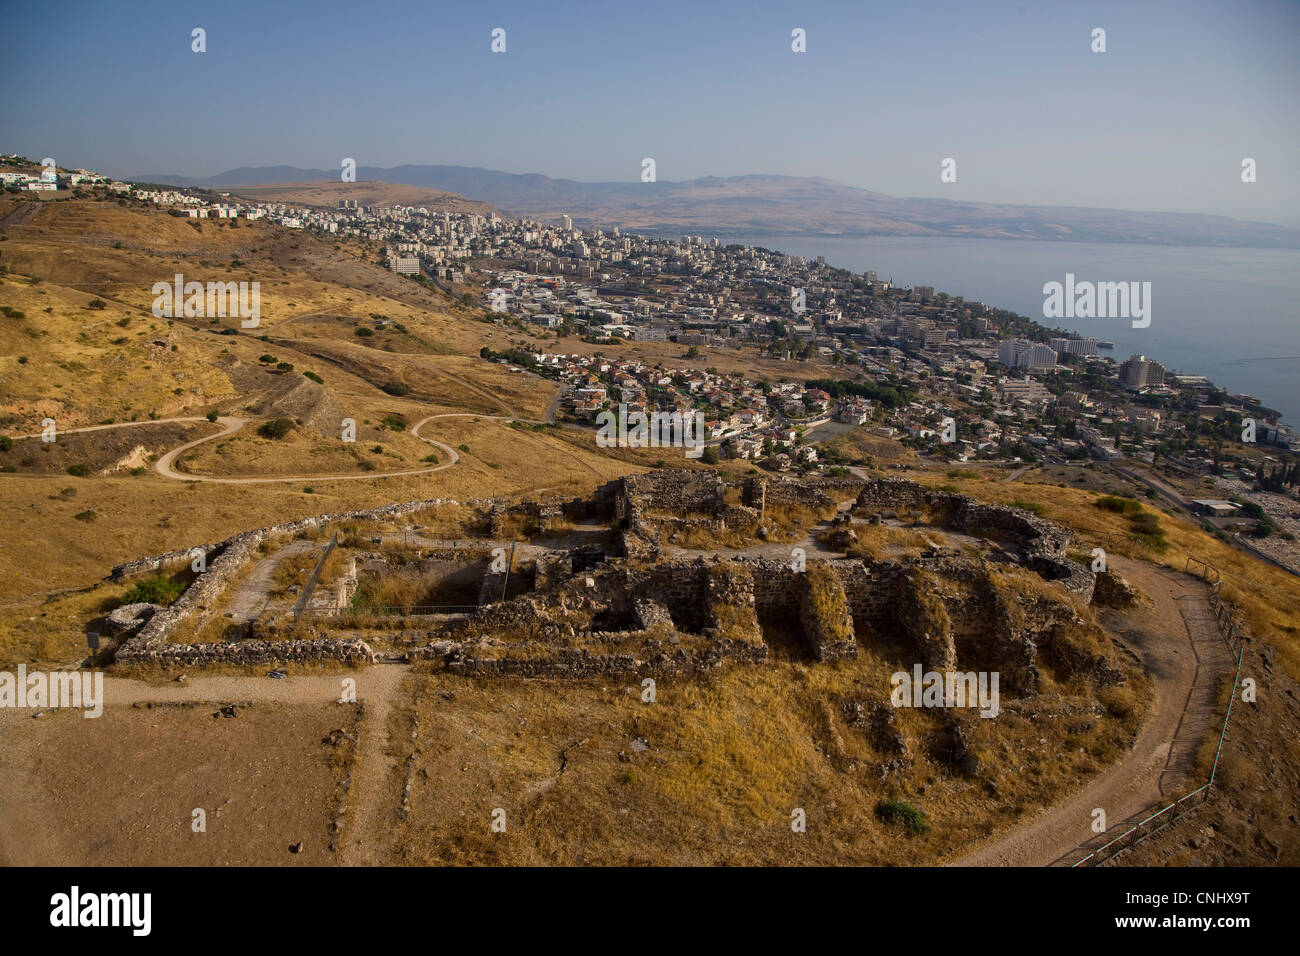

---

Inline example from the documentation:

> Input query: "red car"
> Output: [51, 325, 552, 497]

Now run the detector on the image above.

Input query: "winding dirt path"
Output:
[16, 414, 460, 484]
[952, 556, 1233, 866]
[16, 407, 594, 485]
[152, 414, 463, 484]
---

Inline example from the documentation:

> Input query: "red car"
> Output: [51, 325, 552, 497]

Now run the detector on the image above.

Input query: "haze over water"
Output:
[700, 235, 1300, 427]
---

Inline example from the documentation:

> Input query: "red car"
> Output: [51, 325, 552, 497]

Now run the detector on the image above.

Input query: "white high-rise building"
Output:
[999, 338, 1057, 370]
[1049, 336, 1099, 356]
[1119, 354, 1166, 390]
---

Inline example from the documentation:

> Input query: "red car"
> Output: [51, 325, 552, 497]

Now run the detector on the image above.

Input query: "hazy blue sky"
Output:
[4, 0, 1297, 224]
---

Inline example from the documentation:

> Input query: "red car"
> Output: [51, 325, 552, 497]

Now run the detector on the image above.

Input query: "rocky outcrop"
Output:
[105, 602, 160, 634]
[1093, 569, 1146, 608]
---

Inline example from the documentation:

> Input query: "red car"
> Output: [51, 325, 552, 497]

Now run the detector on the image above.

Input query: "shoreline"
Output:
[658, 231, 1299, 431]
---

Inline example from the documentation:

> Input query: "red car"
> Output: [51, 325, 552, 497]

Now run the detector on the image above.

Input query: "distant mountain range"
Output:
[135, 164, 1300, 248]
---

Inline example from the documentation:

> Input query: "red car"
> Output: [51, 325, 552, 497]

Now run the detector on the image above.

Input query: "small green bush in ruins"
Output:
[120, 574, 187, 607]
[876, 799, 930, 836]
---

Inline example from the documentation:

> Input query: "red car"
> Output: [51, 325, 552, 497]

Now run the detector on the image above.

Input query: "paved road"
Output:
[1106, 461, 1300, 579]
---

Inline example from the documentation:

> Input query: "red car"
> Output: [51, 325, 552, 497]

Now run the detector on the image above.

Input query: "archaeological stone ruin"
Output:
[104, 470, 1130, 700]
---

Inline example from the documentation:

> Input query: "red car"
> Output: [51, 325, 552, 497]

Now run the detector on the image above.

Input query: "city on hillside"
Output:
[11, 155, 1291, 575]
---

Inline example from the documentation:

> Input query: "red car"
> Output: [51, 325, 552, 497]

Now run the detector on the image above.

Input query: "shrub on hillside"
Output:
[876, 799, 930, 836]
[1096, 495, 1141, 514]
[1128, 510, 1168, 551]
[258, 418, 294, 440]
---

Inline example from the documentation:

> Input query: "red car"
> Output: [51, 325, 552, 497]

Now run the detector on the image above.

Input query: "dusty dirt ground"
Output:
[0, 562, 1257, 868]
[0, 674, 368, 866]
[1113, 639, 1300, 866]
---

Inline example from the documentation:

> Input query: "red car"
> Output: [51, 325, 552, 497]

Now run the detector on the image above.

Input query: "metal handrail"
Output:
[499, 540, 516, 602]
[292, 533, 338, 621]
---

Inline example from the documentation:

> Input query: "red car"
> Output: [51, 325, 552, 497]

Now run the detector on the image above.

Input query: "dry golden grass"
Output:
[821, 428, 916, 465]
[803, 562, 853, 645]
[0, 453, 614, 665]
[0, 192, 644, 665]
[174, 423, 439, 478]
[395, 641, 1147, 865]
[0, 273, 237, 428]
[763, 501, 836, 538]
[271, 545, 348, 597]
[837, 523, 947, 560]
[650, 500, 832, 550]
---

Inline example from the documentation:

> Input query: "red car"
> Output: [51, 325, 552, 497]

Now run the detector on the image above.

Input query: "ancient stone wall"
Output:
[110, 494, 485, 665]
[852, 478, 1095, 600]
[115, 636, 376, 666]
[743, 475, 865, 516]
[620, 470, 725, 516]
[754, 476, 835, 512]
[109, 545, 214, 583]
[638, 560, 713, 633]
[798, 564, 858, 661]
